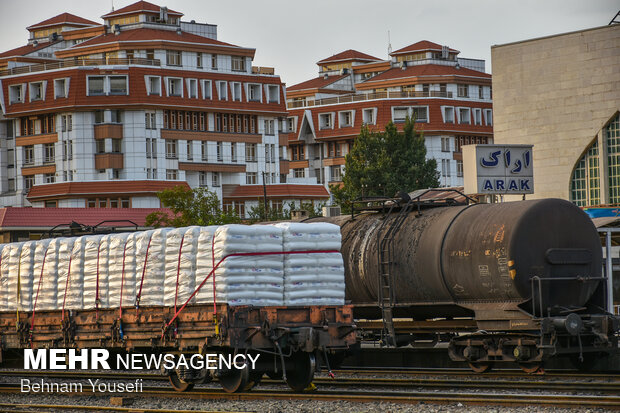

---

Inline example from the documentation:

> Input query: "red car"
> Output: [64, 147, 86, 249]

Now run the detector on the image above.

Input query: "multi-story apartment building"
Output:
[0, 1, 328, 216]
[285, 41, 493, 193]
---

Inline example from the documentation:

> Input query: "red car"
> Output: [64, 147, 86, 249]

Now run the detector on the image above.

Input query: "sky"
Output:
[0, 0, 617, 86]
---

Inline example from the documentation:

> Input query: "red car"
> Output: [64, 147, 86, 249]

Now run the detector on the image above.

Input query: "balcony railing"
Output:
[287, 90, 454, 109]
[0, 58, 161, 77]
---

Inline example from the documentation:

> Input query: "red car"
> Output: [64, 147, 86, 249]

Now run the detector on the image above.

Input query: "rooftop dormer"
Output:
[101, 1, 183, 27]
[27, 13, 99, 43]
[316, 49, 382, 74]
[390, 40, 459, 64]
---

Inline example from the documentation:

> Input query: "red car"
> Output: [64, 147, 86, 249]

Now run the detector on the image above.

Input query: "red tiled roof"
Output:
[227, 184, 329, 199]
[361, 64, 491, 84]
[102, 1, 183, 18]
[0, 207, 170, 228]
[0, 41, 59, 59]
[391, 40, 459, 56]
[317, 49, 381, 65]
[27, 13, 99, 30]
[287, 74, 348, 92]
[26, 180, 190, 200]
[66, 27, 239, 50]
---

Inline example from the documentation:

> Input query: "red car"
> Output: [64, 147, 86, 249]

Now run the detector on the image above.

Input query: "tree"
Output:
[145, 186, 241, 228]
[246, 200, 292, 223]
[331, 117, 439, 211]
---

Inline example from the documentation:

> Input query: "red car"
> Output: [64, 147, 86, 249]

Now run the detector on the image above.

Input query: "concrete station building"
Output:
[0, 1, 329, 216]
[492, 24, 620, 206]
[285, 41, 494, 194]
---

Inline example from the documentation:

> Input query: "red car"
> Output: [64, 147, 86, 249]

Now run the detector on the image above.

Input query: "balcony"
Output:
[16, 132, 58, 147]
[279, 160, 290, 174]
[179, 162, 246, 173]
[323, 157, 345, 166]
[0, 57, 161, 77]
[21, 164, 56, 176]
[287, 90, 455, 109]
[95, 153, 124, 169]
[290, 160, 309, 169]
[94, 124, 123, 140]
[161, 129, 262, 144]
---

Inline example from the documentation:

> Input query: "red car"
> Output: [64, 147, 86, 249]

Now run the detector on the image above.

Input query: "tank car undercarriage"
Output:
[0, 304, 356, 392]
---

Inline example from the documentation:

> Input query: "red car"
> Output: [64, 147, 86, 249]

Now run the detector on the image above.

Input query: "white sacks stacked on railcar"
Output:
[273, 223, 345, 306]
[0, 222, 345, 312]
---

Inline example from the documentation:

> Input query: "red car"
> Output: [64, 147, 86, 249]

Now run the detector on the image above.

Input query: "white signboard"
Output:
[463, 144, 534, 195]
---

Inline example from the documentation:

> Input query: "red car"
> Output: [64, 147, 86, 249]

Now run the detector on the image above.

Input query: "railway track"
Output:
[0, 382, 619, 409]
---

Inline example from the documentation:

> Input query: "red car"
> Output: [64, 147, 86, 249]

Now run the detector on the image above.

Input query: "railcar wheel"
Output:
[168, 372, 195, 392]
[285, 352, 316, 392]
[219, 364, 250, 393]
[518, 362, 544, 374]
[468, 362, 493, 373]
[245, 371, 263, 390]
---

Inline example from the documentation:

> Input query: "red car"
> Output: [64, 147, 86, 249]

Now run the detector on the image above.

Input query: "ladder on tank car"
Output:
[377, 198, 413, 346]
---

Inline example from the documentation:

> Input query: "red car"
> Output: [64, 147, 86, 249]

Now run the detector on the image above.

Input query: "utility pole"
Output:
[262, 171, 269, 221]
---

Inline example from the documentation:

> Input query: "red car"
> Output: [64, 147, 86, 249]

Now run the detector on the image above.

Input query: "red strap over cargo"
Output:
[135, 234, 153, 315]
[174, 234, 186, 314]
[30, 246, 50, 347]
[162, 249, 339, 338]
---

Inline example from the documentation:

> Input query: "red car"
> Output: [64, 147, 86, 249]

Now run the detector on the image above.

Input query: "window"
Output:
[246, 172, 257, 184]
[457, 160, 464, 177]
[23, 145, 34, 165]
[286, 117, 295, 132]
[270, 144, 275, 163]
[293, 168, 305, 178]
[217, 81, 227, 100]
[443, 107, 455, 124]
[291, 145, 304, 161]
[473, 108, 482, 125]
[248, 84, 261, 102]
[9, 84, 24, 103]
[413, 107, 428, 122]
[422, 84, 430, 96]
[41, 114, 55, 134]
[212, 172, 220, 187]
[216, 141, 223, 161]
[201, 141, 208, 161]
[196, 53, 202, 68]
[44, 143, 55, 163]
[245, 143, 257, 162]
[29, 82, 44, 101]
[231, 56, 245, 72]
[330, 166, 342, 181]
[199, 171, 207, 187]
[266, 85, 279, 103]
[44, 173, 55, 183]
[147, 76, 161, 95]
[606, 115, 620, 204]
[110, 110, 122, 123]
[484, 109, 493, 126]
[265, 144, 270, 163]
[165, 139, 178, 159]
[7, 149, 14, 168]
[211, 54, 218, 70]
[88, 76, 105, 95]
[440, 83, 447, 97]
[167, 78, 182, 97]
[24, 176, 35, 190]
[264, 119, 275, 135]
[112, 138, 122, 153]
[339, 111, 353, 127]
[8, 179, 15, 192]
[66, 140, 73, 160]
[441, 137, 450, 152]
[54, 78, 68, 98]
[94, 110, 104, 124]
[231, 82, 242, 101]
[457, 84, 469, 98]
[166, 50, 182, 66]
[166, 169, 178, 180]
[201, 80, 212, 99]
[319, 113, 333, 129]
[231, 143, 237, 162]
[146, 49, 155, 61]
[458, 108, 471, 124]
[187, 79, 198, 98]
[145, 112, 156, 129]
[186, 140, 193, 160]
[393, 107, 408, 123]
[478, 85, 484, 99]
[109, 76, 127, 95]
[96, 139, 106, 153]
[441, 159, 451, 177]
[362, 108, 375, 125]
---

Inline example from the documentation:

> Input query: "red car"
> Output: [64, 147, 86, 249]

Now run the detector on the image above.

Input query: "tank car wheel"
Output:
[168, 372, 195, 392]
[286, 352, 316, 392]
[219, 364, 251, 393]
[518, 362, 544, 374]
[468, 362, 493, 373]
[245, 371, 263, 390]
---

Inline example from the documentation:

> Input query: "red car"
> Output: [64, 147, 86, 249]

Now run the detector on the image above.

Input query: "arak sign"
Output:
[463, 144, 534, 195]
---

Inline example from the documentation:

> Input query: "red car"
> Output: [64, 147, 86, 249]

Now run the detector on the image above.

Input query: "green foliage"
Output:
[145, 186, 241, 228]
[247, 201, 292, 223]
[335, 117, 439, 209]
[298, 201, 325, 218]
